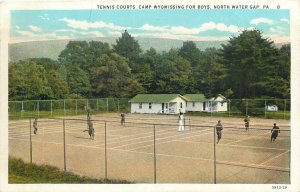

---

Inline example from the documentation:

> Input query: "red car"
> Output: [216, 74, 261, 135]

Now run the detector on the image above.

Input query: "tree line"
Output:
[9, 29, 290, 101]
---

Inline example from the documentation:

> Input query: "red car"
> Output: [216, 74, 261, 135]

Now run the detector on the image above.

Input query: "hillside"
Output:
[9, 37, 226, 62]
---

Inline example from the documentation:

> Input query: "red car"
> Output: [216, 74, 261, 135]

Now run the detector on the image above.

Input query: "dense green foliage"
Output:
[9, 29, 290, 101]
[9, 157, 132, 183]
[222, 30, 290, 99]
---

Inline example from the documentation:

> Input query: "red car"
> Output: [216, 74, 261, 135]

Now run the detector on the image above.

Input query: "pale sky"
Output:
[10, 9, 290, 43]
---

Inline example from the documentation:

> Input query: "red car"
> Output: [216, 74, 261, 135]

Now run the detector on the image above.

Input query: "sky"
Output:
[10, 9, 290, 43]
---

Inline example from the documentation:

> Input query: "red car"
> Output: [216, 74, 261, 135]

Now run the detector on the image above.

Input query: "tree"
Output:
[154, 49, 192, 94]
[58, 41, 90, 70]
[66, 67, 91, 97]
[179, 41, 202, 67]
[133, 48, 161, 92]
[221, 29, 289, 99]
[9, 60, 52, 100]
[112, 30, 142, 68]
[9, 59, 69, 100]
[58, 40, 112, 97]
[46, 70, 69, 99]
[90, 53, 144, 97]
[197, 48, 226, 97]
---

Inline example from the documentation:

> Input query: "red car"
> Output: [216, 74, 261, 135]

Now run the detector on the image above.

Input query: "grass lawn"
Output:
[9, 157, 133, 184]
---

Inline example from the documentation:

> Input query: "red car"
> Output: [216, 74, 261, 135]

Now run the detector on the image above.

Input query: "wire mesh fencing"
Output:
[9, 98, 131, 119]
[9, 98, 290, 120]
[8, 117, 290, 184]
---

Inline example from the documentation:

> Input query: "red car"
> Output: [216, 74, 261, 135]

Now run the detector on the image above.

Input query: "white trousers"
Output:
[178, 120, 185, 131]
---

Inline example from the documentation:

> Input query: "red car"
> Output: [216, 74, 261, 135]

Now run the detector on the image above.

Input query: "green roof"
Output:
[129, 94, 187, 103]
[209, 94, 227, 101]
[184, 94, 206, 102]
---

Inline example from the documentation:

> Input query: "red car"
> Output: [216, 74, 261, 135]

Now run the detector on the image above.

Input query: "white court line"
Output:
[259, 150, 290, 165]
[169, 139, 289, 151]
[124, 129, 213, 151]
[98, 128, 183, 146]
[106, 128, 212, 149]
[225, 132, 270, 145]
[9, 137, 101, 147]
[100, 127, 173, 142]
[215, 159, 289, 171]
[9, 125, 152, 141]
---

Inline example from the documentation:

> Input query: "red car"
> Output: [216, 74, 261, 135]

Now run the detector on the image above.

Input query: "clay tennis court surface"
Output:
[9, 113, 290, 183]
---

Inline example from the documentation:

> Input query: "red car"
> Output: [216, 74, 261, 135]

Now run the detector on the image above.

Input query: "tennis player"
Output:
[178, 112, 185, 131]
[33, 117, 38, 134]
[121, 113, 125, 126]
[215, 120, 223, 144]
[83, 119, 95, 140]
[244, 115, 250, 131]
[271, 123, 280, 142]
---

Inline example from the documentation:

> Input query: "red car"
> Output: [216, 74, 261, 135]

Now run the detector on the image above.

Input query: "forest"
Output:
[9, 29, 290, 101]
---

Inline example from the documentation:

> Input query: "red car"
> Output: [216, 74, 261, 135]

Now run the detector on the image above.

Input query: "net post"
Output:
[63, 119, 66, 172]
[105, 120, 107, 180]
[29, 118, 32, 164]
[213, 125, 216, 184]
[153, 124, 157, 184]
[246, 99, 248, 116]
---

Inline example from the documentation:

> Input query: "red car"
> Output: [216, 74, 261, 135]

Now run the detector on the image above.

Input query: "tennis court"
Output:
[8, 113, 290, 183]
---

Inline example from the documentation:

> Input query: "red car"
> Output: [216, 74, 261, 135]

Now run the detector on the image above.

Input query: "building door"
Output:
[203, 102, 206, 111]
[162, 103, 164, 113]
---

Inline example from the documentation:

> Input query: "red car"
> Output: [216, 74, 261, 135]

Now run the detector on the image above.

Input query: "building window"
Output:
[149, 103, 152, 109]
[166, 103, 168, 109]
[139, 103, 142, 109]
[192, 102, 195, 107]
[180, 102, 183, 108]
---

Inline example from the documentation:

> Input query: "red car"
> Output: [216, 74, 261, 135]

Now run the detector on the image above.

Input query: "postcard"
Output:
[0, 0, 299, 191]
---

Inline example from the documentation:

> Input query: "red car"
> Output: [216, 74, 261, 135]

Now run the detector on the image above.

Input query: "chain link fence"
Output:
[9, 98, 290, 120]
[9, 98, 131, 119]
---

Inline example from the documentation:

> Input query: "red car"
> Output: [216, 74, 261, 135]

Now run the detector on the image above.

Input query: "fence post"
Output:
[29, 118, 32, 164]
[213, 125, 216, 184]
[106, 98, 109, 112]
[37, 101, 40, 118]
[153, 124, 157, 184]
[264, 100, 267, 119]
[228, 100, 231, 117]
[97, 99, 99, 112]
[284, 99, 286, 120]
[118, 99, 120, 112]
[105, 120, 107, 180]
[64, 99, 66, 116]
[76, 99, 78, 115]
[63, 119, 66, 172]
[210, 101, 212, 117]
[246, 99, 248, 116]
[51, 100, 53, 116]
